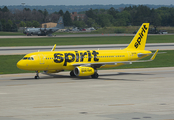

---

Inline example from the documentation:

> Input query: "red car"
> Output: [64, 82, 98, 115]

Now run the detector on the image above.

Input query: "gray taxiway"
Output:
[0, 43, 174, 55]
[0, 67, 174, 120]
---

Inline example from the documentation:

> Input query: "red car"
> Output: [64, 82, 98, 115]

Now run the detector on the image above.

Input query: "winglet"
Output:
[51, 44, 56, 51]
[150, 49, 159, 61]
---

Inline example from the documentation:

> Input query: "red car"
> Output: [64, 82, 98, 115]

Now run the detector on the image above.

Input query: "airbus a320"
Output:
[17, 23, 158, 79]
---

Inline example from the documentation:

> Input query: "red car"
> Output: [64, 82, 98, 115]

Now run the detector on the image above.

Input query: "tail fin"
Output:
[56, 16, 64, 29]
[125, 23, 149, 50]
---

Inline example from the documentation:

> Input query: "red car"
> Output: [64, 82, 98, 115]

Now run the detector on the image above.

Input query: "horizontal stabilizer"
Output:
[138, 53, 153, 58]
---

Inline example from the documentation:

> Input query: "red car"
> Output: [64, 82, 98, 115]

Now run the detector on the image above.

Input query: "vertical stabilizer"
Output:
[56, 16, 64, 29]
[125, 23, 149, 50]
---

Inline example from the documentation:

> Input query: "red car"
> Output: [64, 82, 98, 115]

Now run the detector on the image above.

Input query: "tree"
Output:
[2, 6, 9, 12]
[43, 9, 48, 22]
[114, 11, 131, 26]
[85, 8, 96, 19]
[26, 21, 32, 27]
[11, 23, 18, 32]
[91, 22, 100, 29]
[97, 14, 113, 27]
[32, 20, 40, 27]
[0, 21, 2, 31]
[108, 7, 118, 19]
[63, 11, 72, 26]
[86, 18, 95, 27]
[5, 22, 11, 31]
[8, 20, 13, 27]
[19, 21, 26, 27]
[38, 10, 43, 14]
[24, 8, 31, 11]
[58, 10, 64, 16]
[73, 21, 86, 28]
[150, 9, 161, 27]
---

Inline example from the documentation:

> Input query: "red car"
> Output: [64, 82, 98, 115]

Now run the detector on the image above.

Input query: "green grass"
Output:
[0, 50, 173, 74]
[0, 55, 31, 74]
[0, 35, 174, 47]
[0, 32, 24, 36]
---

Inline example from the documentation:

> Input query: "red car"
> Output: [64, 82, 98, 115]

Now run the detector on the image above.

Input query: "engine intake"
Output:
[74, 66, 95, 76]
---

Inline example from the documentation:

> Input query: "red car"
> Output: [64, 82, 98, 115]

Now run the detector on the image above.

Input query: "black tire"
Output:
[70, 71, 76, 77]
[35, 76, 39, 79]
[91, 73, 98, 79]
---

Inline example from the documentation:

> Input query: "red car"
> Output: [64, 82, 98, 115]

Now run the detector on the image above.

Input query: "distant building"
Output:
[41, 22, 57, 28]
[71, 12, 85, 21]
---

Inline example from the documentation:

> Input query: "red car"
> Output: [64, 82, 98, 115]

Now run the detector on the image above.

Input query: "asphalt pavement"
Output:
[0, 67, 174, 120]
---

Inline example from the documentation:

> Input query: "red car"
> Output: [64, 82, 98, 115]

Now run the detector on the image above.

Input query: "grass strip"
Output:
[0, 35, 174, 47]
[0, 32, 24, 36]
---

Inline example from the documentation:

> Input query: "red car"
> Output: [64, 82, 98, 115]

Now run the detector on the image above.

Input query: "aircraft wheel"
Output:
[91, 73, 98, 79]
[35, 76, 39, 79]
[70, 71, 76, 77]
[35, 71, 40, 79]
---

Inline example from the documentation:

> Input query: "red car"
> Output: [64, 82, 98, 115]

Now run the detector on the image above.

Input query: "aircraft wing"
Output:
[72, 50, 159, 67]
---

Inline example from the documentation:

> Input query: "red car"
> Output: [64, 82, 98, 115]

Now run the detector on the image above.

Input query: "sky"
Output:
[1, 0, 174, 6]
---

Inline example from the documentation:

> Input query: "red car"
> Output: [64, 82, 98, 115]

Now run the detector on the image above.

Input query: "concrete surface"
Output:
[0, 67, 174, 120]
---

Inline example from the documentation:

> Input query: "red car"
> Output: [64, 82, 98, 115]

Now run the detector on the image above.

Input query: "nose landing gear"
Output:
[35, 71, 40, 79]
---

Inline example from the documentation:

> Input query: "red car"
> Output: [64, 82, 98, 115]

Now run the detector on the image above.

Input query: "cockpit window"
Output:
[23, 57, 28, 60]
[23, 57, 34, 60]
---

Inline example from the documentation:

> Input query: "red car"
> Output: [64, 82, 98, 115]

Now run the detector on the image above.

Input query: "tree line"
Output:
[0, 5, 174, 32]
[85, 5, 174, 28]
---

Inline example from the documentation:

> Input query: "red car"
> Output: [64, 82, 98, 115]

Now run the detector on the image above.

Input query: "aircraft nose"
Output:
[17, 60, 25, 70]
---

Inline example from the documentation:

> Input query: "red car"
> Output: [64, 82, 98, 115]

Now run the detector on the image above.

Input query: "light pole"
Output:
[21, 3, 25, 33]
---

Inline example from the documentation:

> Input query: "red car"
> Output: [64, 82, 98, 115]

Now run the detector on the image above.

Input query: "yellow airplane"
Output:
[17, 23, 158, 79]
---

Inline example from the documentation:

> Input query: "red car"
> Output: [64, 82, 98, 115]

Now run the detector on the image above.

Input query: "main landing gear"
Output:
[35, 71, 40, 79]
[70, 71, 76, 77]
[91, 72, 98, 79]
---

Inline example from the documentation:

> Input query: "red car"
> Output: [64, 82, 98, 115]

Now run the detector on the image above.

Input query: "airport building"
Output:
[41, 22, 57, 28]
[71, 12, 85, 21]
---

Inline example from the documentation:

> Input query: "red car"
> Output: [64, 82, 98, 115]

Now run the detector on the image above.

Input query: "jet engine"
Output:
[74, 66, 95, 76]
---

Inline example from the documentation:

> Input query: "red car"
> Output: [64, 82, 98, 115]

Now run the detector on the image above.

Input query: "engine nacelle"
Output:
[74, 66, 95, 76]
